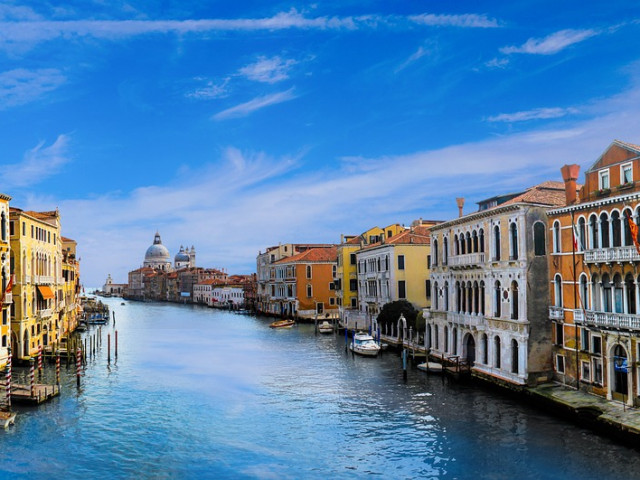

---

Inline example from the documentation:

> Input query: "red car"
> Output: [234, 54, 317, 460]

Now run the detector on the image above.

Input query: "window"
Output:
[316, 303, 324, 314]
[398, 281, 406, 299]
[398, 255, 405, 270]
[592, 358, 603, 385]
[581, 361, 591, 382]
[555, 322, 564, 346]
[556, 355, 565, 374]
[31, 225, 34, 238]
[426, 280, 431, 300]
[494, 336, 501, 368]
[306, 285, 312, 298]
[9, 221, 14, 237]
[22, 222, 25, 236]
[510, 222, 518, 260]
[533, 222, 546, 256]
[511, 340, 519, 374]
[349, 279, 357, 291]
[351, 298, 357, 308]
[580, 327, 589, 351]
[329, 297, 335, 305]
[493, 225, 500, 261]
[306, 265, 312, 279]
[554, 275, 563, 307]
[599, 169, 610, 190]
[350, 253, 356, 265]
[427, 255, 431, 269]
[592, 335, 602, 355]
[553, 221, 561, 253]
[622, 163, 633, 184]
[332, 265, 336, 277]
[329, 282, 335, 290]
[494, 281, 501, 317]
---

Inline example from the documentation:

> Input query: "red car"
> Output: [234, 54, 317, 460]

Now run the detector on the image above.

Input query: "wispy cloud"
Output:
[487, 107, 579, 122]
[395, 45, 432, 73]
[500, 29, 598, 55]
[409, 13, 499, 28]
[0, 9, 503, 51]
[0, 68, 66, 109]
[213, 88, 297, 120]
[485, 57, 509, 69]
[3, 135, 72, 188]
[187, 77, 230, 99]
[238, 56, 298, 84]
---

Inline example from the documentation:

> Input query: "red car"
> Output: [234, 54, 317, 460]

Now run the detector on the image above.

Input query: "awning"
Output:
[37, 285, 55, 300]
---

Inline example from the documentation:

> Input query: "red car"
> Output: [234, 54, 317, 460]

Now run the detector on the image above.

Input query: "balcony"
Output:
[37, 308, 53, 319]
[584, 246, 640, 264]
[447, 311, 485, 328]
[448, 253, 485, 269]
[575, 309, 640, 331]
[34, 275, 54, 284]
[2, 292, 10, 304]
[22, 275, 31, 284]
[549, 306, 564, 320]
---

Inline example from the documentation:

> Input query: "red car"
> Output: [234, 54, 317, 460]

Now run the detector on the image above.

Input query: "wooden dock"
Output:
[11, 383, 60, 405]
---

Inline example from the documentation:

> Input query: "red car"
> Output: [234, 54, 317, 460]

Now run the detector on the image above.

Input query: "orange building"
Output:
[269, 246, 338, 319]
[548, 140, 640, 406]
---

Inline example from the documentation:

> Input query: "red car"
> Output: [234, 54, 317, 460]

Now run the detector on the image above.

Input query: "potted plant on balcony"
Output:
[595, 187, 611, 197]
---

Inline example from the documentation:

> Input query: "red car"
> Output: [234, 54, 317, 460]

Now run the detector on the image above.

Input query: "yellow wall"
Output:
[0, 194, 11, 367]
[394, 243, 431, 309]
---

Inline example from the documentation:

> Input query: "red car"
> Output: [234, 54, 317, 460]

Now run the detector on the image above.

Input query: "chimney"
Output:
[560, 164, 580, 205]
[456, 197, 465, 217]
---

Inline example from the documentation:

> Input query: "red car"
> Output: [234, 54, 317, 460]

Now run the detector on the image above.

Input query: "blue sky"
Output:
[1, 1, 640, 286]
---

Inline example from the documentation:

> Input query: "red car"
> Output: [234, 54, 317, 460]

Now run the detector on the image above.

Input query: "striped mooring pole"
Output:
[38, 344, 43, 376]
[55, 350, 61, 386]
[76, 347, 81, 388]
[5, 349, 11, 409]
[29, 358, 35, 398]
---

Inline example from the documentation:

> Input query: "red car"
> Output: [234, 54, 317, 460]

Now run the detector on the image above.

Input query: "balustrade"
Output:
[578, 309, 640, 330]
[584, 246, 640, 264]
[448, 252, 485, 268]
[548, 306, 564, 320]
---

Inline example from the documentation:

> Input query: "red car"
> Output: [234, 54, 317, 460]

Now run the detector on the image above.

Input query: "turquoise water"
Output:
[2, 298, 639, 479]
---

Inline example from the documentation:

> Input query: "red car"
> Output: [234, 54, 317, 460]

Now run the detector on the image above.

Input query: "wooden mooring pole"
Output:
[5, 350, 11, 409]
[107, 333, 111, 364]
[115, 330, 118, 359]
[76, 347, 81, 388]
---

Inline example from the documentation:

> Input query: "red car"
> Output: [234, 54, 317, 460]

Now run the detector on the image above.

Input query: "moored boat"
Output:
[417, 362, 444, 374]
[318, 321, 333, 334]
[269, 319, 295, 329]
[350, 332, 381, 357]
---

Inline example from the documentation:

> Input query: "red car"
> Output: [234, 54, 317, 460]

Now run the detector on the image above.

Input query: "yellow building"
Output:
[335, 224, 405, 320]
[9, 208, 63, 360]
[61, 237, 80, 335]
[0, 193, 11, 368]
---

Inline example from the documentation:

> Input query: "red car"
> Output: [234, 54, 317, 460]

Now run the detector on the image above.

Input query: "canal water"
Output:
[3, 298, 640, 479]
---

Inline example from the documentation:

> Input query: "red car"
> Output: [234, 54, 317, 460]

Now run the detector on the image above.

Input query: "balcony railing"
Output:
[575, 309, 640, 331]
[37, 308, 53, 319]
[584, 246, 640, 264]
[2, 292, 11, 304]
[549, 306, 564, 320]
[447, 311, 484, 328]
[34, 275, 54, 284]
[448, 253, 485, 268]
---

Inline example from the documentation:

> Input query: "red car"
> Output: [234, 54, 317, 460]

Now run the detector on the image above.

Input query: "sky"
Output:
[1, 1, 640, 287]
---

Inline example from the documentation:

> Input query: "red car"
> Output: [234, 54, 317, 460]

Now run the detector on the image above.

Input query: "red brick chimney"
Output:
[560, 164, 580, 205]
[456, 197, 465, 217]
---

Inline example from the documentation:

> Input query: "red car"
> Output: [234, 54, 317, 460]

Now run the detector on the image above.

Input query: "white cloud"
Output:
[0, 68, 66, 109]
[213, 88, 297, 120]
[395, 45, 432, 73]
[238, 56, 297, 84]
[485, 57, 509, 69]
[487, 107, 579, 122]
[187, 77, 230, 99]
[409, 13, 499, 28]
[3, 135, 72, 188]
[500, 29, 598, 55]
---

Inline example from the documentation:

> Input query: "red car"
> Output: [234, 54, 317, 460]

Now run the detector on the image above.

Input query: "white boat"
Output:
[318, 321, 333, 334]
[417, 362, 444, 374]
[350, 333, 381, 357]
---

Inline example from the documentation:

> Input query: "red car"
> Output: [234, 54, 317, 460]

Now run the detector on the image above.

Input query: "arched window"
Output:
[456, 281, 461, 313]
[602, 273, 612, 312]
[479, 229, 485, 254]
[494, 336, 501, 369]
[511, 281, 519, 320]
[460, 233, 466, 255]
[433, 282, 439, 310]
[466, 233, 472, 255]
[579, 274, 589, 310]
[613, 274, 623, 314]
[494, 280, 501, 317]
[511, 339, 519, 374]
[510, 222, 518, 260]
[453, 235, 459, 256]
[553, 221, 561, 253]
[0, 212, 5, 242]
[600, 212, 610, 248]
[444, 326, 449, 352]
[589, 214, 599, 249]
[623, 209, 633, 246]
[625, 274, 635, 314]
[554, 274, 563, 308]
[591, 274, 601, 311]
[493, 225, 501, 261]
[578, 216, 586, 252]
[452, 327, 458, 355]
[472, 230, 478, 253]
[533, 222, 545, 256]
[473, 281, 479, 314]
[443, 237, 448, 264]
[479, 280, 486, 315]
[435, 325, 439, 350]
[443, 281, 449, 311]
[433, 239, 439, 266]
[482, 333, 488, 364]
[612, 211, 622, 247]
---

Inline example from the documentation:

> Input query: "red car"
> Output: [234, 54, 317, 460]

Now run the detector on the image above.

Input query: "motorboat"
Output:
[350, 333, 381, 357]
[417, 362, 444, 374]
[269, 319, 295, 329]
[318, 321, 333, 334]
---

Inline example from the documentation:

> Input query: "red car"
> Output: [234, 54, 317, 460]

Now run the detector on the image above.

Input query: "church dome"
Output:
[144, 232, 170, 264]
[175, 246, 189, 263]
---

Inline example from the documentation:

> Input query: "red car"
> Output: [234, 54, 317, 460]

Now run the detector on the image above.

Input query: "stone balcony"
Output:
[447, 311, 485, 328]
[584, 246, 640, 264]
[549, 306, 564, 320]
[574, 309, 640, 331]
[37, 308, 53, 319]
[447, 253, 486, 269]
[34, 275, 54, 284]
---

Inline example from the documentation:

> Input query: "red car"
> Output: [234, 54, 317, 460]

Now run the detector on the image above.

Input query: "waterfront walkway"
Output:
[527, 383, 640, 442]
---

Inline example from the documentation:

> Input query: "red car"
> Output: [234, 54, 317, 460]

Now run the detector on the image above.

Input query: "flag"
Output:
[572, 223, 582, 251]
[626, 212, 640, 255]
[5, 274, 14, 293]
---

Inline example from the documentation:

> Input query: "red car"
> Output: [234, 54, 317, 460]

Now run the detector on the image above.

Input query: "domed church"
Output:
[143, 232, 173, 271]
[174, 245, 196, 269]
